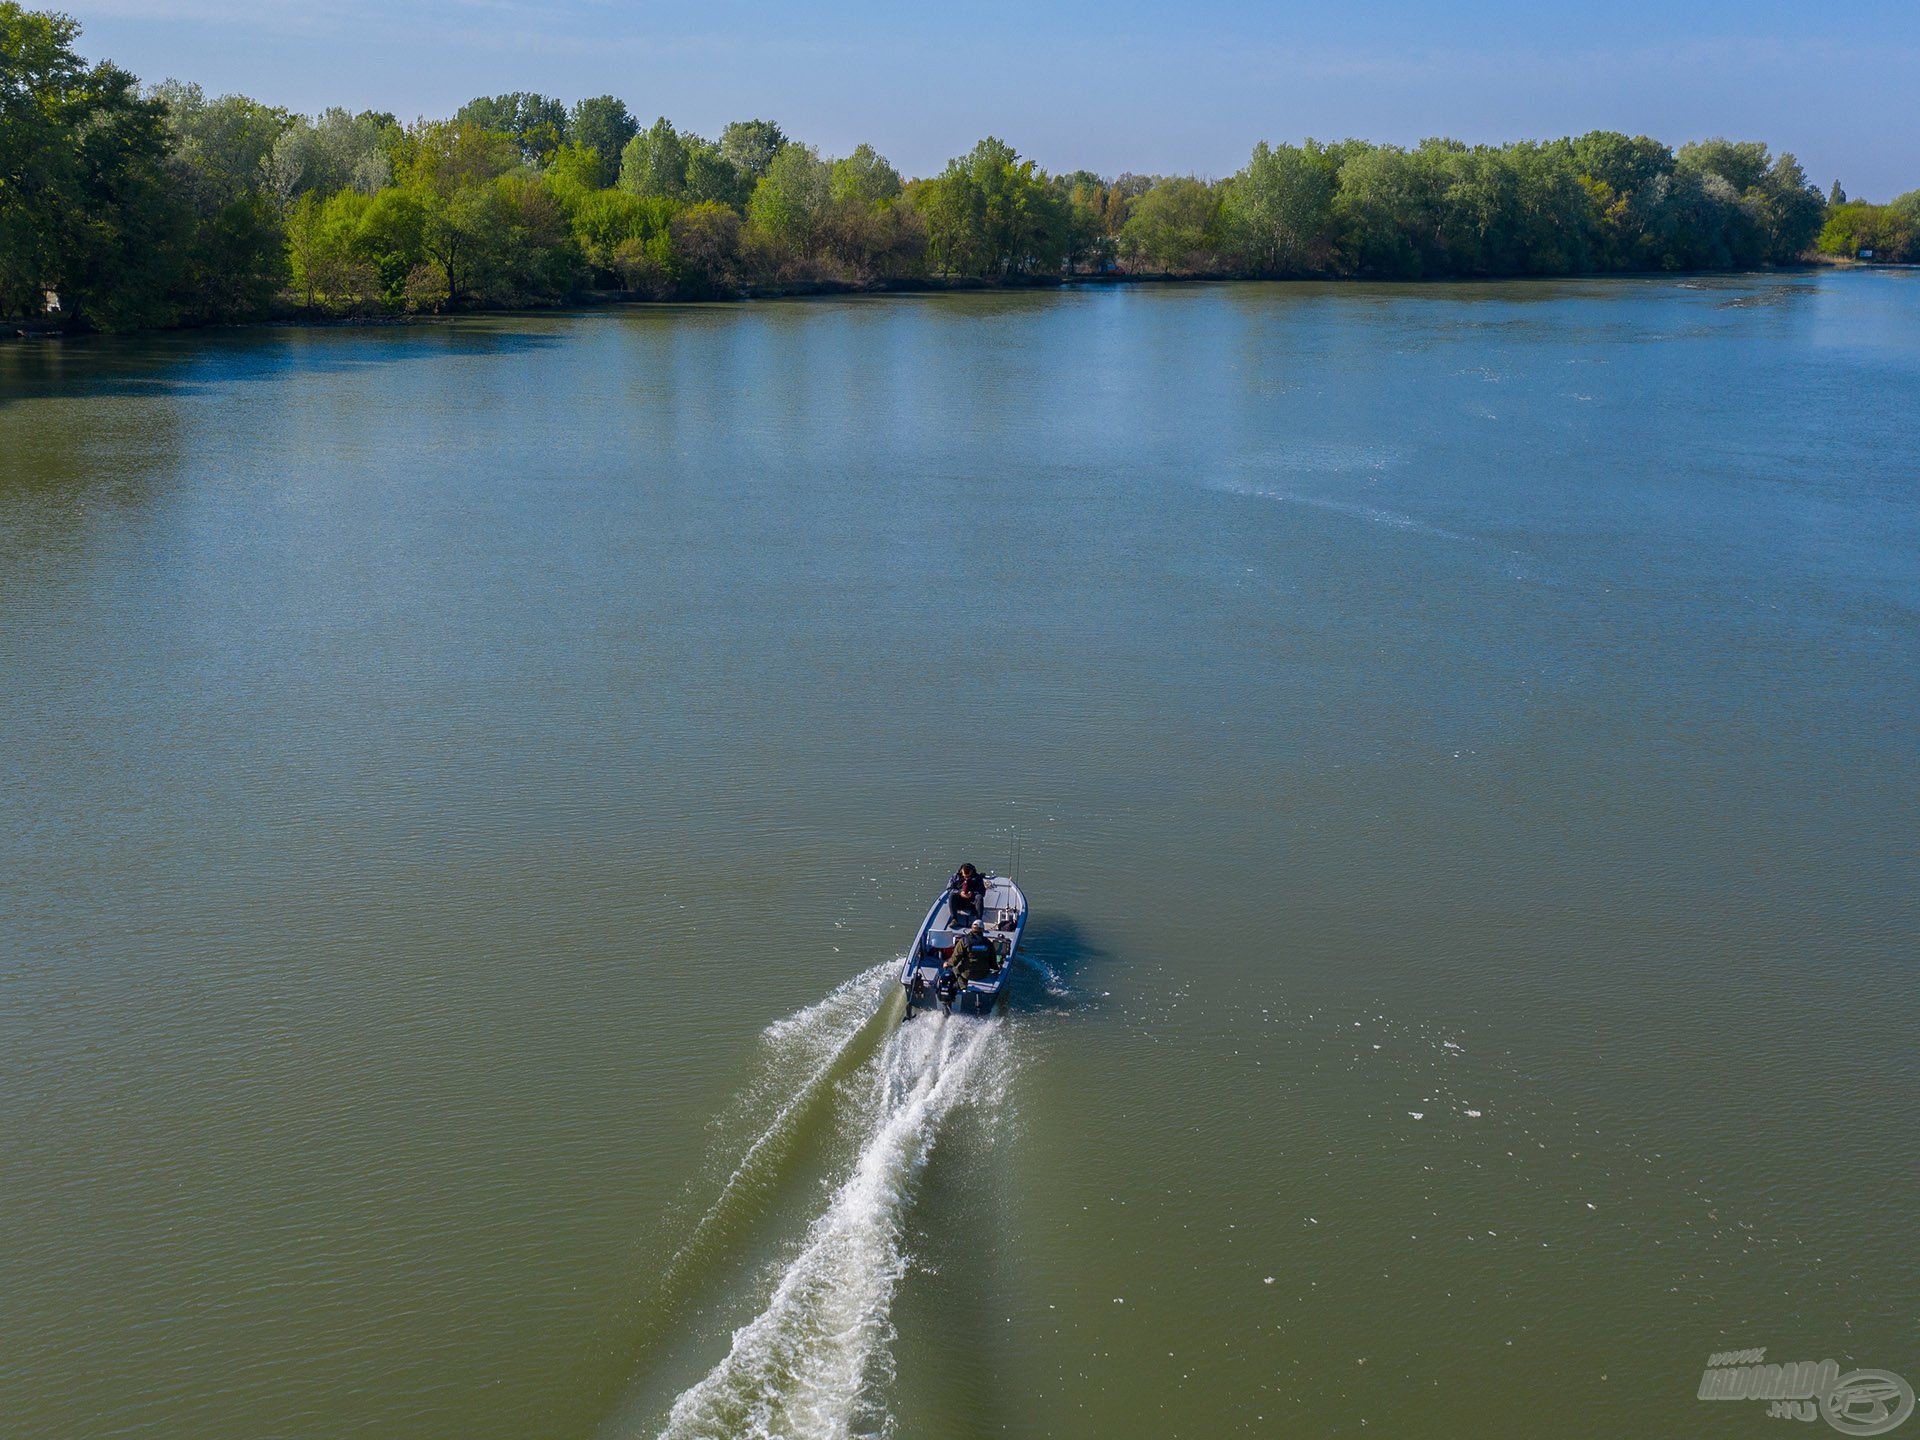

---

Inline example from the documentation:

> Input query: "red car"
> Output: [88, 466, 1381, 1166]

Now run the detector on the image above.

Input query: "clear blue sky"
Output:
[64, 0, 1920, 198]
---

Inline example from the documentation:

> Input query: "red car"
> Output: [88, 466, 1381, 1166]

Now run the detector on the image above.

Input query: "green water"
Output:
[2, 274, 1916, 1440]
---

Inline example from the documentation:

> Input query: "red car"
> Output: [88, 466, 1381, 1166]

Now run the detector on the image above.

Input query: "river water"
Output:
[3, 273, 1916, 1439]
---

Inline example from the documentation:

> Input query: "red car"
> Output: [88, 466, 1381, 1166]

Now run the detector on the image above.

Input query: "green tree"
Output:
[285, 188, 324, 307]
[151, 80, 291, 320]
[480, 171, 583, 303]
[817, 200, 926, 284]
[1677, 139, 1771, 196]
[1407, 140, 1524, 275]
[1566, 132, 1674, 202]
[1331, 143, 1433, 277]
[1118, 177, 1222, 273]
[1641, 167, 1758, 270]
[620, 117, 689, 200]
[1817, 201, 1916, 262]
[567, 95, 636, 187]
[907, 170, 981, 276]
[266, 107, 392, 203]
[391, 116, 519, 195]
[284, 187, 387, 312]
[391, 118, 519, 306]
[455, 92, 566, 163]
[829, 143, 903, 207]
[543, 141, 605, 199]
[684, 137, 750, 208]
[1677, 140, 1821, 261]
[351, 187, 426, 306]
[569, 188, 675, 280]
[749, 141, 832, 247]
[1220, 140, 1337, 274]
[667, 201, 741, 296]
[1503, 141, 1593, 273]
[1754, 152, 1825, 259]
[719, 119, 786, 184]
[910, 137, 1070, 278]
[1055, 171, 1127, 271]
[0, 4, 182, 326]
[152, 80, 286, 197]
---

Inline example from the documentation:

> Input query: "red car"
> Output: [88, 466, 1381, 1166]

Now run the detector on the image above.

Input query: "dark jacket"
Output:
[954, 931, 1000, 980]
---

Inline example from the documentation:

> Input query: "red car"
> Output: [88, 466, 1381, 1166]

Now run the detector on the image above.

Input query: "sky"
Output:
[61, 0, 1920, 198]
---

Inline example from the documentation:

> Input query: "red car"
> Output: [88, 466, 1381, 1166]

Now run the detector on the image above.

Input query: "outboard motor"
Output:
[935, 967, 961, 1014]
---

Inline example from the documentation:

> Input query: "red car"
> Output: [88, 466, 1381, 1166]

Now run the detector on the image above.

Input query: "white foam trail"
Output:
[668, 963, 896, 1273]
[763, 962, 894, 1052]
[657, 1016, 1002, 1440]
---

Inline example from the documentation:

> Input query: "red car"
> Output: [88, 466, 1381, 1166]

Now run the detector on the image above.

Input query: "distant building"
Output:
[1859, 248, 1875, 260]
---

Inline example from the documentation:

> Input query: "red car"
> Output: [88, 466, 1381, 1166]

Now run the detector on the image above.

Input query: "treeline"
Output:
[4, 5, 1915, 332]
[1816, 185, 1920, 265]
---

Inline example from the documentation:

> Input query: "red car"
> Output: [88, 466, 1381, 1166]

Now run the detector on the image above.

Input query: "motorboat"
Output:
[900, 872, 1028, 1018]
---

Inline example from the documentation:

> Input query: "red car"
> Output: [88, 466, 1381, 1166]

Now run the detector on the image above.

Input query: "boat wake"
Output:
[662, 963, 898, 1287]
[653, 1008, 1005, 1440]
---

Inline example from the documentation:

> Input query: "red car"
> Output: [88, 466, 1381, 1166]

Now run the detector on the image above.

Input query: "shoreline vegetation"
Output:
[14, 259, 1907, 346]
[6, 6, 1919, 339]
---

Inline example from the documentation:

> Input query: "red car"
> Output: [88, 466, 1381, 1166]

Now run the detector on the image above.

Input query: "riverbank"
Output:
[15, 259, 1907, 344]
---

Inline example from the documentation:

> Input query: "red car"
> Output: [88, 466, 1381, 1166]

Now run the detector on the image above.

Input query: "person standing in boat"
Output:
[948, 863, 987, 923]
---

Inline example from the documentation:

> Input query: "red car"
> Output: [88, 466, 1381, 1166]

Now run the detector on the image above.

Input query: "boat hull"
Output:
[900, 874, 1027, 1018]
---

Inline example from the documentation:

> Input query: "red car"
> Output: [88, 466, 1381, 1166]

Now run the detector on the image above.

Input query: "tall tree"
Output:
[150, 80, 292, 320]
[1119, 177, 1222, 273]
[567, 95, 637, 186]
[0, 3, 180, 326]
[1330, 143, 1433, 277]
[719, 119, 786, 184]
[1566, 132, 1675, 201]
[1221, 140, 1337, 274]
[391, 118, 520, 305]
[829, 143, 902, 207]
[454, 92, 566, 163]
[910, 137, 1070, 278]
[748, 142, 832, 247]
[683, 137, 749, 207]
[266, 107, 392, 203]
[1679, 139, 1824, 261]
[619, 117, 689, 200]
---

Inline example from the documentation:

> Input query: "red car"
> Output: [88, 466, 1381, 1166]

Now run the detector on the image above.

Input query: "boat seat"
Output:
[923, 929, 954, 958]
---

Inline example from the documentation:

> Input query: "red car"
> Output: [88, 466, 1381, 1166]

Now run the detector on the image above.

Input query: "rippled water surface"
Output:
[3, 274, 1916, 1439]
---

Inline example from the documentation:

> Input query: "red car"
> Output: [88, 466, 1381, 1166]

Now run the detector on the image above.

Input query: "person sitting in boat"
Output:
[947, 863, 987, 923]
[952, 921, 1001, 982]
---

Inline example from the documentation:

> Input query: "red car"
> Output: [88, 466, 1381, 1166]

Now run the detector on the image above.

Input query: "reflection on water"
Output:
[2, 272, 1917, 1440]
